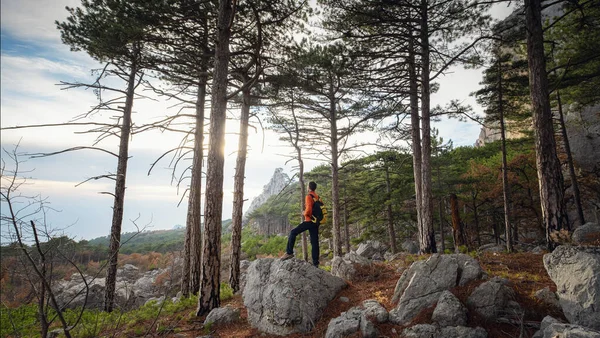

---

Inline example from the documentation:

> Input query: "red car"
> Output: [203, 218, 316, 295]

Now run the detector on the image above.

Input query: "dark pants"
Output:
[286, 221, 320, 266]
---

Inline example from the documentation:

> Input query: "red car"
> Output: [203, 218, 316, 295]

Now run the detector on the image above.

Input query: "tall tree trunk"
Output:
[38, 249, 48, 338]
[419, 0, 436, 253]
[229, 87, 250, 293]
[190, 16, 210, 296]
[329, 81, 342, 257]
[197, 0, 234, 316]
[104, 60, 137, 312]
[450, 193, 464, 252]
[385, 165, 397, 253]
[524, 0, 567, 251]
[408, 32, 423, 249]
[437, 163, 445, 253]
[343, 179, 351, 253]
[557, 91, 584, 228]
[437, 165, 446, 253]
[182, 75, 207, 297]
[498, 57, 513, 253]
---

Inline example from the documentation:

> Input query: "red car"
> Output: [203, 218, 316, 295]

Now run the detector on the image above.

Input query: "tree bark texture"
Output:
[197, 0, 234, 316]
[419, 0, 436, 254]
[498, 58, 513, 253]
[450, 193, 465, 252]
[524, 0, 567, 251]
[104, 61, 137, 313]
[409, 33, 424, 251]
[343, 181, 350, 253]
[329, 80, 342, 257]
[182, 76, 207, 297]
[385, 166, 397, 253]
[229, 87, 250, 293]
[557, 91, 584, 228]
[190, 16, 210, 296]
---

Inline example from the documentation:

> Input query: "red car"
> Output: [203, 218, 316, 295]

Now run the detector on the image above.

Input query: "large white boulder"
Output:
[389, 254, 485, 325]
[242, 258, 346, 335]
[544, 246, 600, 330]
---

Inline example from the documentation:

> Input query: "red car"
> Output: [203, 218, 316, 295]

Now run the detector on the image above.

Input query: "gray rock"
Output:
[325, 307, 379, 338]
[244, 168, 290, 222]
[362, 299, 388, 323]
[330, 251, 371, 281]
[339, 296, 350, 303]
[467, 277, 518, 320]
[544, 246, 600, 330]
[384, 252, 403, 261]
[389, 254, 485, 325]
[534, 287, 561, 310]
[478, 243, 505, 253]
[402, 324, 438, 338]
[356, 240, 388, 259]
[359, 311, 379, 338]
[144, 296, 165, 306]
[572, 223, 600, 245]
[117, 264, 140, 281]
[535, 322, 600, 338]
[238, 259, 252, 294]
[402, 240, 419, 254]
[432, 291, 467, 327]
[532, 316, 561, 338]
[325, 307, 362, 338]
[440, 326, 488, 338]
[243, 258, 346, 335]
[203, 306, 240, 325]
[403, 324, 487, 338]
[531, 246, 545, 254]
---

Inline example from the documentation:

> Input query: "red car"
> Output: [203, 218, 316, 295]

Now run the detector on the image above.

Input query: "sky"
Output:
[0, 0, 515, 242]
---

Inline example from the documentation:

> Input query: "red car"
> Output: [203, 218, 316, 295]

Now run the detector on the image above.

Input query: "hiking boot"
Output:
[280, 253, 294, 261]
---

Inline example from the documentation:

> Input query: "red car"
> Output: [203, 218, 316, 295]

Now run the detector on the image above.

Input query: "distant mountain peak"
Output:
[243, 168, 290, 220]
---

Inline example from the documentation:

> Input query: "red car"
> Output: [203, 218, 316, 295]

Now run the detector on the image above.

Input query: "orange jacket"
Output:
[304, 191, 319, 222]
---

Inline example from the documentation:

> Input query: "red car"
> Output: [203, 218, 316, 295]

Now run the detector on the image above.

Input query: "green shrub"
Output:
[220, 282, 234, 301]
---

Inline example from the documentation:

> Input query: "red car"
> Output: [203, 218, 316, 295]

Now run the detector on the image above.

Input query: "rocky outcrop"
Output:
[389, 254, 486, 325]
[325, 307, 378, 338]
[237, 259, 251, 294]
[330, 251, 372, 281]
[532, 316, 600, 338]
[244, 168, 290, 221]
[572, 223, 600, 246]
[534, 287, 561, 310]
[242, 258, 346, 335]
[544, 246, 600, 330]
[53, 265, 173, 310]
[467, 277, 521, 320]
[203, 306, 240, 325]
[432, 291, 467, 327]
[325, 299, 387, 338]
[362, 299, 389, 323]
[401, 240, 419, 254]
[356, 240, 388, 260]
[403, 324, 487, 338]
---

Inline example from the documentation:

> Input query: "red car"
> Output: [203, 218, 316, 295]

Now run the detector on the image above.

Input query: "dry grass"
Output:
[126, 251, 565, 338]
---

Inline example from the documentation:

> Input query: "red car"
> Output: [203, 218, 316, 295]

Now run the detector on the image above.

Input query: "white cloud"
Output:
[1, 0, 81, 44]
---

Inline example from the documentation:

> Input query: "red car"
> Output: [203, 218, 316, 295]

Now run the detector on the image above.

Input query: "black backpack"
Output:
[310, 194, 327, 223]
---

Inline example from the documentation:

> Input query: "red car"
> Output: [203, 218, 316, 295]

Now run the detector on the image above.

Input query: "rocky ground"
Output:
[139, 250, 577, 338]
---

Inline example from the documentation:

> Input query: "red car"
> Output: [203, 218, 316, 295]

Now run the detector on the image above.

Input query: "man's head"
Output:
[308, 181, 317, 191]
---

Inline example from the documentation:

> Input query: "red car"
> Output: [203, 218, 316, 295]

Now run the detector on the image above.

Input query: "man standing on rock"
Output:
[281, 181, 322, 267]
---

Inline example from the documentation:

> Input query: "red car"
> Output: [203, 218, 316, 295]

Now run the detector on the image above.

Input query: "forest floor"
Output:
[119, 251, 565, 338]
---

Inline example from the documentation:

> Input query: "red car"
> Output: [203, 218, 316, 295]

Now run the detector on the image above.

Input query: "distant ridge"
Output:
[243, 168, 291, 222]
